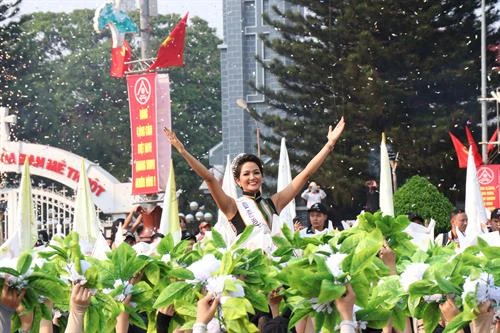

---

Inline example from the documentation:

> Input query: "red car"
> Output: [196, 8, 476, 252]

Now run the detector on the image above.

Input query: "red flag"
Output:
[110, 40, 132, 78]
[148, 13, 188, 70]
[465, 126, 483, 167]
[488, 128, 498, 153]
[449, 132, 468, 168]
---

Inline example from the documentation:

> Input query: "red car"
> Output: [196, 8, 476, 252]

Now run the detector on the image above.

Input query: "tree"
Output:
[394, 175, 454, 233]
[0, 0, 23, 107]
[1, 10, 221, 212]
[257, 0, 500, 213]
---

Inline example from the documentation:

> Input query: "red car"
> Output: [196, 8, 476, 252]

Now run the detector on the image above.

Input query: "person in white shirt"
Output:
[300, 203, 331, 237]
[301, 182, 327, 209]
[435, 209, 468, 247]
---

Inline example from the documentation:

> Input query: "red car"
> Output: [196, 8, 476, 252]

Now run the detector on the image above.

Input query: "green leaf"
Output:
[28, 277, 68, 302]
[84, 305, 100, 333]
[244, 286, 269, 313]
[339, 232, 366, 254]
[84, 265, 100, 289]
[288, 306, 312, 329]
[169, 268, 195, 280]
[128, 310, 147, 329]
[231, 225, 254, 250]
[442, 312, 468, 333]
[156, 234, 174, 255]
[16, 252, 32, 275]
[221, 297, 251, 320]
[422, 303, 440, 333]
[350, 228, 383, 274]
[219, 251, 233, 275]
[211, 229, 227, 248]
[315, 312, 326, 332]
[171, 240, 190, 259]
[0, 267, 20, 277]
[144, 262, 160, 285]
[40, 302, 52, 320]
[392, 307, 407, 331]
[132, 281, 153, 304]
[350, 273, 370, 308]
[409, 280, 438, 297]
[173, 299, 196, 317]
[272, 235, 292, 249]
[407, 295, 422, 316]
[272, 246, 293, 257]
[317, 279, 345, 304]
[282, 223, 294, 243]
[47, 244, 69, 260]
[153, 282, 192, 308]
[322, 311, 338, 333]
[435, 275, 461, 294]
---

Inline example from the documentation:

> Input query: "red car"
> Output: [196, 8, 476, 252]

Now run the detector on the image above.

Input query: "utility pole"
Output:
[480, 0, 488, 163]
[139, 0, 151, 59]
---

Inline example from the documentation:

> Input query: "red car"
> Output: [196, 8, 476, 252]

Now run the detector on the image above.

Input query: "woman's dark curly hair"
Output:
[231, 153, 264, 179]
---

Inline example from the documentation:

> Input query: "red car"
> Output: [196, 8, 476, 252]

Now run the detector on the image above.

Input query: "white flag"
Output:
[213, 155, 237, 245]
[275, 138, 296, 234]
[379, 133, 394, 216]
[0, 159, 37, 258]
[73, 161, 109, 257]
[159, 160, 182, 244]
[462, 147, 487, 250]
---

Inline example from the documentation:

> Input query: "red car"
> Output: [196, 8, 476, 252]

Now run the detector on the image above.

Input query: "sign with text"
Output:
[477, 164, 500, 210]
[127, 73, 171, 195]
[0, 151, 105, 196]
[0, 140, 134, 214]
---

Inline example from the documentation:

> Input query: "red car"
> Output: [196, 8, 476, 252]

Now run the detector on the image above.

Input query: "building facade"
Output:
[210, 0, 300, 166]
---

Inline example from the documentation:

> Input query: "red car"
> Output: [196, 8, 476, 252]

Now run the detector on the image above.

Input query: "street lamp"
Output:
[236, 98, 261, 158]
[185, 201, 213, 226]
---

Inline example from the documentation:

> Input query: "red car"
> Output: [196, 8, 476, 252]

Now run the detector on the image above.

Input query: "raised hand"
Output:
[0, 283, 25, 310]
[327, 116, 345, 145]
[335, 283, 356, 321]
[379, 243, 397, 275]
[17, 305, 34, 331]
[195, 292, 220, 325]
[163, 127, 185, 153]
[70, 282, 92, 313]
[439, 295, 460, 323]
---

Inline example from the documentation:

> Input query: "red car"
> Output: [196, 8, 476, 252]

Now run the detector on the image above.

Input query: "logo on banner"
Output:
[478, 167, 494, 185]
[134, 77, 152, 104]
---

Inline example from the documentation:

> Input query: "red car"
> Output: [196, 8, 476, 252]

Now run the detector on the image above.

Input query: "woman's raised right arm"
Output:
[163, 128, 237, 218]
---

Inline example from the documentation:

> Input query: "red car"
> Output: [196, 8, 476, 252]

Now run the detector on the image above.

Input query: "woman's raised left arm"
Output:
[272, 117, 345, 213]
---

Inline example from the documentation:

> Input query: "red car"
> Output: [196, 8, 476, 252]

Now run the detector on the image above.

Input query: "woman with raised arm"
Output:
[163, 117, 345, 247]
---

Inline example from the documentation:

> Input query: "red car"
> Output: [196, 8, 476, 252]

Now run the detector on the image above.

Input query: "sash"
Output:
[233, 197, 273, 253]
[235, 196, 271, 233]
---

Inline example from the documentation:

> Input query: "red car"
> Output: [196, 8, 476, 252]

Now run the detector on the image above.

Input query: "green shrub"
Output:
[394, 176, 454, 233]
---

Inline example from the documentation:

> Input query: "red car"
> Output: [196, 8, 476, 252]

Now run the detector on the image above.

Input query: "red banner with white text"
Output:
[477, 165, 500, 211]
[127, 73, 171, 195]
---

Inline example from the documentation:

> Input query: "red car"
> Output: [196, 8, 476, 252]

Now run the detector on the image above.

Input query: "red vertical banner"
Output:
[477, 165, 500, 210]
[127, 73, 160, 195]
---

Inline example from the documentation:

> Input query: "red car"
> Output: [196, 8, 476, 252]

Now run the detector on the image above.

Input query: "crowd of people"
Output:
[0, 118, 498, 332]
